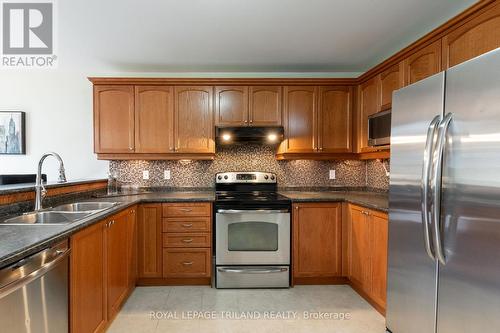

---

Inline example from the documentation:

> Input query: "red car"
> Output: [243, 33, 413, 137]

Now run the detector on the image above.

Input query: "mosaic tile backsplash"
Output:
[110, 145, 389, 190]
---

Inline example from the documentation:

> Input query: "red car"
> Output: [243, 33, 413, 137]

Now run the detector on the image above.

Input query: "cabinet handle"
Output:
[182, 239, 193, 243]
[249, 120, 253, 124]
[179, 208, 193, 212]
[181, 223, 193, 228]
[182, 261, 193, 266]
[128, 147, 133, 151]
[169, 147, 173, 151]
[295, 206, 299, 210]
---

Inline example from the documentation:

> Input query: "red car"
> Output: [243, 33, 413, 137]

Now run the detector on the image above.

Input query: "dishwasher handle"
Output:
[0, 241, 70, 299]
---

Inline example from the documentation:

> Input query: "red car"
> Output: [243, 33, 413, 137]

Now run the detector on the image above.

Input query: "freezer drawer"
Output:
[216, 266, 289, 288]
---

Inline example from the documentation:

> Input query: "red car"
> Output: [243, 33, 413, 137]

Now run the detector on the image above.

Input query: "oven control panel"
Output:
[216, 172, 276, 184]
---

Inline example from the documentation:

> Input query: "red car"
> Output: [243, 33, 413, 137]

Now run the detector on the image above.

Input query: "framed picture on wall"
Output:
[0, 111, 26, 155]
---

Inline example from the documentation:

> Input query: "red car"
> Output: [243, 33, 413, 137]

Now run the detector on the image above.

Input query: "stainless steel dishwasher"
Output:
[0, 240, 70, 333]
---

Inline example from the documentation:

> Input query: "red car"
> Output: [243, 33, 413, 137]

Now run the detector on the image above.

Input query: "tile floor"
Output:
[108, 285, 386, 333]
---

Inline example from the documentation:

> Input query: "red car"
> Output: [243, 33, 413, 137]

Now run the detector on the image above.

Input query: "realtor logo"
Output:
[1, 0, 57, 68]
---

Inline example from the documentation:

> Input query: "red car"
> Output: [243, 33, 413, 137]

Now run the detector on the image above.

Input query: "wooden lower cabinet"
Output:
[70, 221, 107, 333]
[163, 248, 211, 278]
[137, 204, 163, 278]
[161, 203, 212, 283]
[347, 204, 388, 313]
[293, 202, 342, 282]
[70, 207, 137, 333]
[370, 211, 389, 309]
[106, 209, 132, 319]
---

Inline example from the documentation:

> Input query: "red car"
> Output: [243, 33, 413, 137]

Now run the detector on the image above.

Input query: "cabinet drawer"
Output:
[162, 218, 211, 233]
[163, 233, 211, 248]
[162, 203, 211, 217]
[163, 248, 211, 278]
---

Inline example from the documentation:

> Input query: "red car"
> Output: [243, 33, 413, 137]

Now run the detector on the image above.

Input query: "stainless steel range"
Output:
[214, 172, 291, 289]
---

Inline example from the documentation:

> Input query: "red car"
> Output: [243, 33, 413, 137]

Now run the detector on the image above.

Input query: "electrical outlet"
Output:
[164, 170, 171, 180]
[329, 169, 336, 180]
[142, 170, 149, 180]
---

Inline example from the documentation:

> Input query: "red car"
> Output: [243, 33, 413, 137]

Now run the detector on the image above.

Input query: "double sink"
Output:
[1, 202, 119, 225]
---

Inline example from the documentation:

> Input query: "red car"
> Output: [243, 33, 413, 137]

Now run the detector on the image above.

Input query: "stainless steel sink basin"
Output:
[51, 201, 118, 212]
[1, 211, 92, 225]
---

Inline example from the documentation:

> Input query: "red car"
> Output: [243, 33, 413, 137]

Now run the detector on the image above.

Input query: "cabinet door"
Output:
[370, 211, 388, 310]
[127, 206, 137, 290]
[442, 3, 500, 69]
[249, 86, 282, 126]
[135, 86, 174, 153]
[94, 85, 135, 153]
[293, 203, 342, 277]
[70, 221, 106, 333]
[138, 204, 163, 278]
[404, 40, 442, 85]
[174, 86, 214, 153]
[215, 86, 248, 126]
[106, 211, 130, 319]
[348, 205, 370, 291]
[318, 86, 352, 153]
[358, 78, 379, 152]
[282, 86, 317, 153]
[379, 63, 403, 111]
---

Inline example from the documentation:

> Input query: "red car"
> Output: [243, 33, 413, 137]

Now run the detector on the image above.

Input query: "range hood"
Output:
[216, 126, 284, 145]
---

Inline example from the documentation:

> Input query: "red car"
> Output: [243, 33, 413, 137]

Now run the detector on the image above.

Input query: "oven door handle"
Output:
[217, 267, 288, 274]
[216, 209, 289, 214]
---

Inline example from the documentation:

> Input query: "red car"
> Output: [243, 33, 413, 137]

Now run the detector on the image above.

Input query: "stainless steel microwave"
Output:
[368, 110, 391, 146]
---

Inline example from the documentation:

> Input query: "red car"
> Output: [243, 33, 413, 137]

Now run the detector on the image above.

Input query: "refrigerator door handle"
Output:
[421, 115, 441, 260]
[431, 112, 453, 265]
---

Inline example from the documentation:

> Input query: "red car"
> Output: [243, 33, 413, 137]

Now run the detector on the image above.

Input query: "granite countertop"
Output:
[278, 190, 388, 213]
[0, 191, 215, 268]
[0, 178, 107, 195]
[0, 189, 387, 269]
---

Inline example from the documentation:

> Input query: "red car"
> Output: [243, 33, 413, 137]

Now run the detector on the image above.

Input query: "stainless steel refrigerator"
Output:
[386, 48, 500, 333]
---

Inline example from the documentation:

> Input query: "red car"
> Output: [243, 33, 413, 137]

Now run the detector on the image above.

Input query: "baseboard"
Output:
[137, 277, 211, 286]
[293, 276, 349, 285]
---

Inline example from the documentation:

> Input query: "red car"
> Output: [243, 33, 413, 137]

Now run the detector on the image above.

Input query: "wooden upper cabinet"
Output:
[403, 40, 442, 85]
[106, 211, 130, 319]
[138, 204, 162, 278]
[442, 3, 500, 69]
[282, 86, 317, 153]
[370, 211, 389, 311]
[174, 86, 214, 153]
[317, 86, 352, 153]
[348, 205, 370, 290]
[215, 86, 248, 126]
[249, 86, 282, 126]
[135, 86, 174, 153]
[379, 63, 403, 111]
[94, 85, 134, 153]
[358, 77, 379, 152]
[293, 203, 342, 278]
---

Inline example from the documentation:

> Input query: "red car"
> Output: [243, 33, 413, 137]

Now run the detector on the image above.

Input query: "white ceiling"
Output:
[59, 0, 477, 74]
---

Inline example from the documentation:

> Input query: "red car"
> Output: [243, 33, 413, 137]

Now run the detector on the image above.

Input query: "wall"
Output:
[110, 145, 389, 190]
[0, 0, 471, 183]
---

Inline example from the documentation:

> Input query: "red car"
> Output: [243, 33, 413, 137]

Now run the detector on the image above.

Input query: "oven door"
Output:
[216, 209, 290, 265]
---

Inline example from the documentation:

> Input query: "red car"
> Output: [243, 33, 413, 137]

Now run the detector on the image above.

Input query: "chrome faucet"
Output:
[34, 152, 67, 211]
